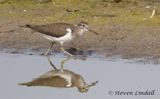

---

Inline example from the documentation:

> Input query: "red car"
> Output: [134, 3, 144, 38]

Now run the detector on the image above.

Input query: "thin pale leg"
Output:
[60, 56, 71, 72]
[60, 47, 74, 71]
[60, 47, 73, 57]
[47, 56, 57, 70]
[45, 42, 55, 56]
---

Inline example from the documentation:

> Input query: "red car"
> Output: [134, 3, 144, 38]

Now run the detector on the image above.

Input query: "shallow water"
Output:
[0, 53, 160, 99]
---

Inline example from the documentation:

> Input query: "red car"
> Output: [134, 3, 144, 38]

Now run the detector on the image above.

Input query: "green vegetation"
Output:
[0, 0, 159, 26]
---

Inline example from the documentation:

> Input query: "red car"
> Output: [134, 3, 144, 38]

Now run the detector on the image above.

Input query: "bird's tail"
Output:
[18, 82, 31, 86]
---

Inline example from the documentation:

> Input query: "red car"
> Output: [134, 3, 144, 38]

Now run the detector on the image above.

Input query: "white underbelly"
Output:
[41, 30, 73, 45]
[54, 73, 72, 87]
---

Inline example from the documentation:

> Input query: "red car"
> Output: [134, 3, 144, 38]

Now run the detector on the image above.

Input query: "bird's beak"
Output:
[87, 80, 99, 88]
[88, 29, 99, 35]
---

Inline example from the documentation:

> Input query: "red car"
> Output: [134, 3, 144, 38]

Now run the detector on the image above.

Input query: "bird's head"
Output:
[76, 22, 98, 36]
[77, 86, 89, 93]
[77, 80, 98, 93]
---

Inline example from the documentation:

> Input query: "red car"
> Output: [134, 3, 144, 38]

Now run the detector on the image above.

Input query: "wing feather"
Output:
[26, 23, 75, 37]
[20, 75, 69, 87]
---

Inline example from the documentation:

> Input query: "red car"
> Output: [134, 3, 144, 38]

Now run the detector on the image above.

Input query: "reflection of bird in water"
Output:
[19, 62, 98, 93]
[24, 22, 98, 70]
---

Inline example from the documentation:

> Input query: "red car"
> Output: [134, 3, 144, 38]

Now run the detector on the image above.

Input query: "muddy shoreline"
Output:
[1, 23, 160, 59]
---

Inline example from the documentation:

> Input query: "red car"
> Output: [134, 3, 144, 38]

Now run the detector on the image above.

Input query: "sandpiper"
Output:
[19, 64, 98, 93]
[25, 22, 98, 69]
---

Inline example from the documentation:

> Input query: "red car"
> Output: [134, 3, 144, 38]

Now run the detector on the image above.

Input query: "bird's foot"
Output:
[44, 52, 53, 56]
[44, 53, 48, 56]
[70, 55, 76, 60]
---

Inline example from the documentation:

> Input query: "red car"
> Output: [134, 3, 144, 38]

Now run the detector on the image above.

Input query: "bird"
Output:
[24, 22, 98, 69]
[19, 68, 98, 93]
[19, 53, 98, 93]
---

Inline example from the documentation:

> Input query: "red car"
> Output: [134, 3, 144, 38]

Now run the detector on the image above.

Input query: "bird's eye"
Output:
[82, 24, 85, 27]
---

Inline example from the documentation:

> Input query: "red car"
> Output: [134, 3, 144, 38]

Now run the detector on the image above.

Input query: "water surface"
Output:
[0, 53, 160, 99]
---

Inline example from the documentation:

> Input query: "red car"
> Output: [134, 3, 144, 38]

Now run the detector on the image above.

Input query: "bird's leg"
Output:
[60, 56, 71, 72]
[45, 42, 55, 56]
[60, 47, 73, 57]
[47, 55, 57, 70]
[45, 42, 57, 70]
[60, 47, 75, 72]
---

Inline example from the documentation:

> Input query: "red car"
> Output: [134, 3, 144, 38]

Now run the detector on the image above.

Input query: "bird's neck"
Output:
[74, 76, 87, 87]
[75, 28, 85, 36]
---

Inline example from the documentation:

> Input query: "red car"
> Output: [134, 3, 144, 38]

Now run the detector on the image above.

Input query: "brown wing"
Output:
[19, 70, 69, 87]
[19, 76, 68, 87]
[26, 23, 75, 37]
